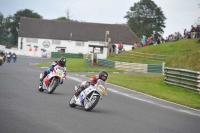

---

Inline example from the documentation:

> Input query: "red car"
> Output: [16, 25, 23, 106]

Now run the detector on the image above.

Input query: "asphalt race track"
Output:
[0, 57, 200, 133]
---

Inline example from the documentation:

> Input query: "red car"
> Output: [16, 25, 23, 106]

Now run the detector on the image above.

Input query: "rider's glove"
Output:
[49, 65, 54, 71]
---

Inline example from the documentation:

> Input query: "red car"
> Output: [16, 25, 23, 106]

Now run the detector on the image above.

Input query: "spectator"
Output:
[141, 35, 147, 47]
[190, 25, 196, 38]
[177, 32, 182, 40]
[118, 42, 123, 53]
[151, 36, 157, 45]
[196, 25, 200, 38]
[184, 29, 187, 37]
[157, 36, 161, 44]
[146, 36, 152, 46]
[135, 42, 139, 48]
[186, 32, 191, 39]
[132, 43, 135, 50]
[112, 43, 116, 53]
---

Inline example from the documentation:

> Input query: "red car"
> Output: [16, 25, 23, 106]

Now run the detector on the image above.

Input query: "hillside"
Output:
[108, 38, 200, 71]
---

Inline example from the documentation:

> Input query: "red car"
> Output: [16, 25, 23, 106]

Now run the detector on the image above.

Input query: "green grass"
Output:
[107, 74, 200, 109]
[108, 38, 200, 71]
[132, 39, 200, 56]
[36, 58, 124, 72]
[36, 38, 200, 109]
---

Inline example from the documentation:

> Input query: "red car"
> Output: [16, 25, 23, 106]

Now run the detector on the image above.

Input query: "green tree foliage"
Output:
[124, 0, 166, 38]
[56, 17, 71, 21]
[10, 9, 43, 45]
[0, 13, 5, 43]
[0, 13, 12, 45]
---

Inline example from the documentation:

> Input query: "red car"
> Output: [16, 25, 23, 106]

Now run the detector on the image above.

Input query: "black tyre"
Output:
[38, 87, 44, 92]
[48, 80, 59, 94]
[84, 95, 100, 111]
[69, 95, 77, 107]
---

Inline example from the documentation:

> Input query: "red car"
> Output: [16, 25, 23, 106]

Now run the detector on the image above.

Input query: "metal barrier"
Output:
[86, 59, 92, 67]
[51, 52, 83, 58]
[97, 59, 164, 73]
[164, 67, 200, 92]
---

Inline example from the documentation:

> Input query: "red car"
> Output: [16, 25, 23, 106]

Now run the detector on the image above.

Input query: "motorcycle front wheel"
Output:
[38, 86, 44, 92]
[69, 95, 77, 107]
[48, 80, 59, 94]
[84, 95, 100, 111]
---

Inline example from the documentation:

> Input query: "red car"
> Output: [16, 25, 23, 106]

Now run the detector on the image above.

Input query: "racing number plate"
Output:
[57, 72, 63, 77]
[98, 85, 107, 95]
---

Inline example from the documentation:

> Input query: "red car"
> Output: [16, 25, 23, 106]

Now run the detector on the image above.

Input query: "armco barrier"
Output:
[97, 59, 163, 73]
[51, 52, 83, 58]
[164, 67, 200, 92]
[86, 59, 92, 67]
[115, 62, 148, 72]
[148, 64, 163, 73]
[98, 59, 115, 68]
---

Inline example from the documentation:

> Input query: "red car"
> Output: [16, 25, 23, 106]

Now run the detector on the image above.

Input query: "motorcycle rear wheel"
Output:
[48, 80, 59, 94]
[84, 95, 100, 111]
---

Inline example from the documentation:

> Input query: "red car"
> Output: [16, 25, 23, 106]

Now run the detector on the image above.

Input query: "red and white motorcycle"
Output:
[38, 65, 66, 94]
[69, 79, 107, 111]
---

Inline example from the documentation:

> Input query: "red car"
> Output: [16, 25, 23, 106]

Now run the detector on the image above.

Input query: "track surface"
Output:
[0, 57, 200, 133]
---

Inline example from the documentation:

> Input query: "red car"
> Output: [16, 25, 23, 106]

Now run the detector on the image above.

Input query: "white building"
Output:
[18, 17, 140, 59]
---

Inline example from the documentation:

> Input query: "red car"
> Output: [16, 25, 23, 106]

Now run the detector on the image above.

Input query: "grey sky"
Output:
[0, 0, 199, 38]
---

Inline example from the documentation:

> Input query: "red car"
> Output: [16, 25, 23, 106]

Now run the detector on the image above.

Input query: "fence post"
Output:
[162, 62, 165, 75]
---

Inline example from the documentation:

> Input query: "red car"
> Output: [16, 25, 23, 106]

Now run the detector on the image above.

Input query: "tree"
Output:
[0, 12, 5, 42]
[66, 8, 72, 20]
[56, 8, 72, 21]
[124, 0, 166, 38]
[56, 17, 71, 21]
[0, 12, 12, 45]
[10, 9, 43, 45]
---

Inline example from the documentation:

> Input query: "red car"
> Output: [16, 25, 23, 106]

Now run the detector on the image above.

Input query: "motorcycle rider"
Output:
[6, 52, 12, 62]
[12, 52, 17, 61]
[39, 56, 67, 87]
[75, 70, 108, 97]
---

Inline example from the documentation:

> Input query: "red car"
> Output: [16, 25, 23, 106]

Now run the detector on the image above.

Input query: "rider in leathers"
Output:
[75, 70, 108, 97]
[39, 57, 67, 87]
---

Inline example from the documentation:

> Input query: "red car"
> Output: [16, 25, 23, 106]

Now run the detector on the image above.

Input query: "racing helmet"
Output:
[58, 57, 66, 67]
[99, 70, 108, 81]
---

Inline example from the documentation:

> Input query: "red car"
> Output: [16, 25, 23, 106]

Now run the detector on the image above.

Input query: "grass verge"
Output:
[36, 58, 200, 109]
[107, 74, 200, 109]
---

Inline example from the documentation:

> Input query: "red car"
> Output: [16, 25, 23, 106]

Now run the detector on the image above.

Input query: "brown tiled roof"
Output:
[19, 17, 140, 45]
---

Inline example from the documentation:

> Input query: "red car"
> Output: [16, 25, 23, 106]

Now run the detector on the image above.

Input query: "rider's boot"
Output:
[60, 79, 63, 84]
[39, 72, 47, 86]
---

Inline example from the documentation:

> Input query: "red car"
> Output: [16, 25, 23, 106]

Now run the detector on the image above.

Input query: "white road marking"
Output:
[108, 87, 200, 117]
[26, 69, 43, 72]
[26, 68, 200, 117]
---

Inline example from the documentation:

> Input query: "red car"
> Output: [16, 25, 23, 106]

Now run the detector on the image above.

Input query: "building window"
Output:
[26, 38, 38, 43]
[94, 47, 103, 54]
[52, 40, 61, 45]
[76, 41, 84, 46]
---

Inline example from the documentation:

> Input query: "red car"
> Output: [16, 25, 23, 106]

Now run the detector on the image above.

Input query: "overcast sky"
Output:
[0, 0, 199, 38]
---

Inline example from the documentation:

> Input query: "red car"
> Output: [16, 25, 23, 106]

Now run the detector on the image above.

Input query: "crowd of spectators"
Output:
[110, 24, 200, 54]
[165, 25, 200, 42]
[139, 24, 200, 48]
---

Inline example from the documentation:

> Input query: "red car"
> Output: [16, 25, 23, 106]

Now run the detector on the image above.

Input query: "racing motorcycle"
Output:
[12, 55, 16, 62]
[6, 54, 11, 63]
[38, 65, 66, 94]
[69, 79, 107, 111]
